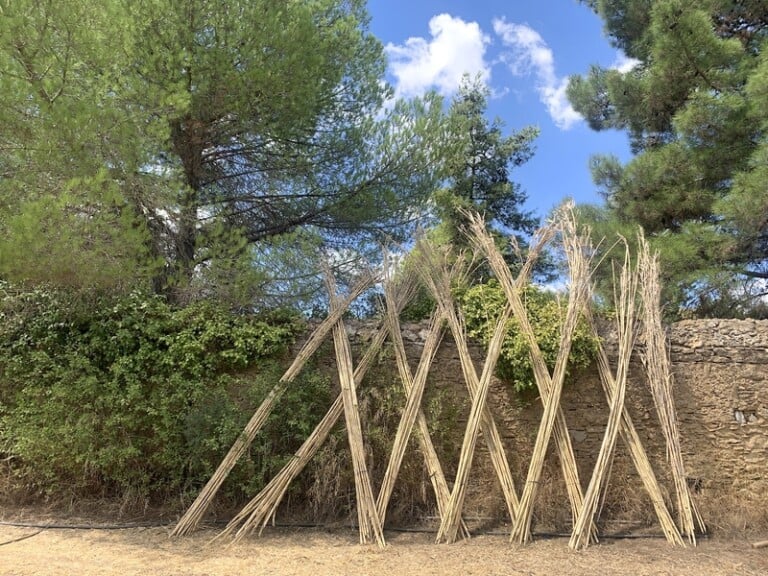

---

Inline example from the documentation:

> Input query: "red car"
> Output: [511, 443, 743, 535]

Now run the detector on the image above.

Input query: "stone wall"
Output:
[347, 318, 768, 532]
[666, 320, 767, 528]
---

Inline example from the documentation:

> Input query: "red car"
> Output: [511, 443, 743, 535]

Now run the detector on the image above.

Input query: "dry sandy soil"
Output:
[1, 515, 766, 576]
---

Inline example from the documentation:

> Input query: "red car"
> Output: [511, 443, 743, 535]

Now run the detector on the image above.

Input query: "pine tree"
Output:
[568, 0, 768, 316]
[0, 0, 446, 303]
[435, 77, 539, 262]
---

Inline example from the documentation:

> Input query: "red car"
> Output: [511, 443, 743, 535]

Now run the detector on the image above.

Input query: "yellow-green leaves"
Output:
[462, 281, 598, 393]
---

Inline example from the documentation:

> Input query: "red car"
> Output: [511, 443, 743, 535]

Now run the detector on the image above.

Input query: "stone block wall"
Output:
[666, 320, 767, 527]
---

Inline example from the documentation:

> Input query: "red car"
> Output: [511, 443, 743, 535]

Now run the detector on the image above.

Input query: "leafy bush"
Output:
[0, 284, 330, 502]
[461, 281, 598, 393]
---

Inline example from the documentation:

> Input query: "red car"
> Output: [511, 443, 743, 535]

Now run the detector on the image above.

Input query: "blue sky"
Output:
[366, 0, 637, 222]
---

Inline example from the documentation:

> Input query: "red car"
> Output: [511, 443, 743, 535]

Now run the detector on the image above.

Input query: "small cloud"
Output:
[385, 14, 491, 99]
[539, 80, 582, 130]
[611, 53, 642, 73]
[489, 85, 511, 100]
[493, 18, 581, 130]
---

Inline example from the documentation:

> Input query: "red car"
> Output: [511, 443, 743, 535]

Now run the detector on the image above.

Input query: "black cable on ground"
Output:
[0, 520, 171, 530]
[0, 529, 43, 547]
[0, 519, 699, 543]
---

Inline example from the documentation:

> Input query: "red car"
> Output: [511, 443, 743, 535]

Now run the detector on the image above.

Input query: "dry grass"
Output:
[5, 520, 768, 576]
[697, 491, 768, 536]
[598, 469, 672, 530]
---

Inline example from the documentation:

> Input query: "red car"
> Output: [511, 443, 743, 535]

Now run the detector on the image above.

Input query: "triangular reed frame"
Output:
[172, 207, 704, 549]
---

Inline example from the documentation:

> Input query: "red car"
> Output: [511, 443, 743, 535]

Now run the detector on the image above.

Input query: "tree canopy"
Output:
[568, 0, 768, 316]
[432, 78, 539, 268]
[0, 0, 446, 305]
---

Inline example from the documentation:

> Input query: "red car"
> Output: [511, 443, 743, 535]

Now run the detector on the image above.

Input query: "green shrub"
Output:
[460, 280, 598, 393]
[0, 284, 330, 502]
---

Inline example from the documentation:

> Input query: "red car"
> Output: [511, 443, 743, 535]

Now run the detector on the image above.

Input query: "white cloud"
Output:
[611, 53, 642, 73]
[493, 18, 582, 130]
[385, 14, 491, 99]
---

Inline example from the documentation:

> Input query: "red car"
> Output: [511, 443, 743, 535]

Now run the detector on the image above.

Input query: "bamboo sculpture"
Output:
[174, 208, 702, 550]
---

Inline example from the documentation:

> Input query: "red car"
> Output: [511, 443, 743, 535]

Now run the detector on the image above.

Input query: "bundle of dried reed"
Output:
[412, 240, 520, 544]
[172, 273, 378, 537]
[637, 233, 705, 543]
[375, 252, 462, 533]
[570, 238, 638, 549]
[584, 306, 684, 547]
[219, 271, 417, 542]
[220, 394, 345, 542]
[325, 270, 385, 547]
[466, 206, 595, 545]
[438, 298, 513, 544]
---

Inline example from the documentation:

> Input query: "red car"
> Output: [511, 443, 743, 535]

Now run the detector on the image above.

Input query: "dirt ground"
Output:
[1, 513, 767, 576]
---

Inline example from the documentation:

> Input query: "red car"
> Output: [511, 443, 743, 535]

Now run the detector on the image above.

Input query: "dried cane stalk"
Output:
[173, 273, 377, 537]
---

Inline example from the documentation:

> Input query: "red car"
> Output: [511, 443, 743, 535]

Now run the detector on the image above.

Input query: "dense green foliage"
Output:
[0, 0, 447, 305]
[461, 281, 598, 393]
[568, 0, 768, 316]
[0, 285, 332, 500]
[0, 7, 551, 505]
